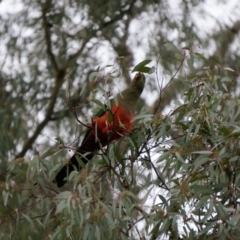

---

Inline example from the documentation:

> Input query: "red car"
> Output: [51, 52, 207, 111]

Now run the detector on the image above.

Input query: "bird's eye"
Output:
[135, 73, 142, 81]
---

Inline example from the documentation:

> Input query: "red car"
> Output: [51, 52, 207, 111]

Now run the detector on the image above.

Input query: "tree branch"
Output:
[15, 70, 66, 159]
[41, 1, 59, 71]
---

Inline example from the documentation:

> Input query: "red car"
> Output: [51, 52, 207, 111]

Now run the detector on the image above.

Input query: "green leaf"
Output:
[68, 169, 80, 182]
[140, 156, 151, 169]
[158, 218, 171, 235]
[89, 70, 100, 81]
[219, 146, 226, 156]
[49, 162, 63, 177]
[229, 156, 239, 162]
[158, 195, 168, 206]
[223, 67, 235, 72]
[41, 146, 57, 159]
[175, 152, 185, 164]
[8, 157, 24, 171]
[79, 82, 88, 96]
[191, 151, 212, 154]
[189, 175, 208, 183]
[165, 42, 180, 52]
[191, 184, 213, 196]
[36, 177, 45, 190]
[2, 190, 9, 206]
[56, 191, 72, 200]
[212, 183, 226, 192]
[132, 113, 153, 122]
[51, 227, 62, 240]
[27, 155, 39, 179]
[193, 195, 209, 212]
[187, 55, 194, 71]
[189, 229, 195, 240]
[171, 104, 188, 116]
[91, 99, 106, 109]
[22, 213, 33, 226]
[194, 52, 208, 63]
[132, 59, 152, 73]
[197, 222, 216, 236]
[55, 201, 67, 214]
[201, 197, 213, 223]
[54, 137, 64, 145]
[43, 209, 53, 229]
[192, 156, 209, 173]
[193, 124, 201, 137]
[156, 151, 171, 163]
[148, 66, 156, 74]
[140, 186, 154, 204]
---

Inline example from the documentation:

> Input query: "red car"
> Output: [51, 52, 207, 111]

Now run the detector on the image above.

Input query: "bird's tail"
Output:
[55, 152, 93, 188]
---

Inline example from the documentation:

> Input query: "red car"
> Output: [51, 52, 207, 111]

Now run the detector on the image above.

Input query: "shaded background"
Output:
[1, 0, 239, 164]
[1, 0, 240, 239]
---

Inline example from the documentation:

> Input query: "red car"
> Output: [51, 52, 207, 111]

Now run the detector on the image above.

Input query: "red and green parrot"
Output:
[55, 72, 145, 187]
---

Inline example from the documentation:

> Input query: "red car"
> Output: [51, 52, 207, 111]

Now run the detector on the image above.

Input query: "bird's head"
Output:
[130, 72, 145, 95]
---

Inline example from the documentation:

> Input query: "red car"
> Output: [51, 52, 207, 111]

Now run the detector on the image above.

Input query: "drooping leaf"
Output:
[132, 59, 152, 73]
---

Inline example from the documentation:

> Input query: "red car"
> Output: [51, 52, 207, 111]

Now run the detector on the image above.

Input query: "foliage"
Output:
[2, 52, 240, 239]
[1, 0, 240, 239]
